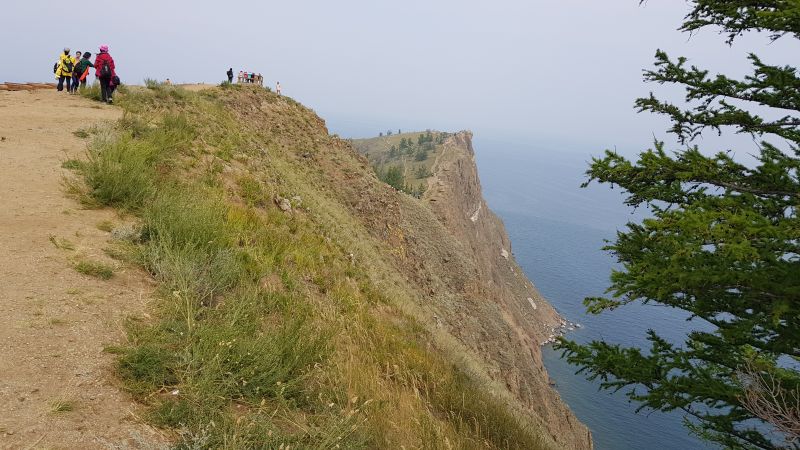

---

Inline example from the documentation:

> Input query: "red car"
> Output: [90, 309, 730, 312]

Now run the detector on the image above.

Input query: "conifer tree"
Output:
[380, 166, 405, 191]
[556, 2, 800, 449]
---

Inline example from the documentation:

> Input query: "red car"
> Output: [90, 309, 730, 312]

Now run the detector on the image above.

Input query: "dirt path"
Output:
[0, 90, 164, 449]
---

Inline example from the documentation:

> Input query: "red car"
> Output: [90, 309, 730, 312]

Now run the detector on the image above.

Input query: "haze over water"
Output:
[473, 136, 714, 450]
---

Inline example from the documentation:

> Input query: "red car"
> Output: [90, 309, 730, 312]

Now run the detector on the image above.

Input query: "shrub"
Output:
[144, 78, 162, 90]
[82, 133, 157, 209]
[81, 113, 194, 210]
[118, 343, 177, 398]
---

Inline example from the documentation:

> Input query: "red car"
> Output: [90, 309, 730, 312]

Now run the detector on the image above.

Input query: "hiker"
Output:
[276, 81, 281, 96]
[55, 48, 76, 92]
[227, 68, 233, 83]
[164, 78, 172, 85]
[72, 52, 93, 93]
[94, 44, 116, 104]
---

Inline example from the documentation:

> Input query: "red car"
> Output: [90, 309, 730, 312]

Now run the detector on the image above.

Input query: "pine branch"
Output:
[644, 51, 800, 112]
[635, 51, 800, 144]
[679, 0, 800, 44]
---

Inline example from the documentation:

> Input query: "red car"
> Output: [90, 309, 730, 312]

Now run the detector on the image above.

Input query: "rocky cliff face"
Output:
[224, 91, 590, 447]
[416, 131, 591, 448]
[424, 131, 563, 345]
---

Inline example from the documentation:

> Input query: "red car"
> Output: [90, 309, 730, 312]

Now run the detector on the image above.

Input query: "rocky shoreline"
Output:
[541, 318, 582, 346]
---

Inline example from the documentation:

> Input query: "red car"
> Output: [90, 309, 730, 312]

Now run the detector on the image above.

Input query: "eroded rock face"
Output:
[228, 93, 591, 448]
[341, 130, 592, 449]
[408, 132, 591, 449]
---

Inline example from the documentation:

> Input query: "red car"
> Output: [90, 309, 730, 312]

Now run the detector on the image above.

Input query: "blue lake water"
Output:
[473, 137, 715, 450]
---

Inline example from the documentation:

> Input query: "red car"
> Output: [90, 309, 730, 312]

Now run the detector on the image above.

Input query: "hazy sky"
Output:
[2, 1, 797, 154]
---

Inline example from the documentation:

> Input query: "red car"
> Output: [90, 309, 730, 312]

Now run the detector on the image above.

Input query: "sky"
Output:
[2, 1, 797, 155]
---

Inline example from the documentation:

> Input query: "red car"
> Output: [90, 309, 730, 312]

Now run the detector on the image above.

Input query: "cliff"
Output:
[57, 83, 590, 449]
[354, 131, 591, 448]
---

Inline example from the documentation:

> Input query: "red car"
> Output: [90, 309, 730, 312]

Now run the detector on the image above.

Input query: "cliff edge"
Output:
[6, 83, 591, 449]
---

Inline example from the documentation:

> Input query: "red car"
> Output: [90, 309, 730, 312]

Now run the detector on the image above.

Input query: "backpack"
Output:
[62, 58, 74, 73]
[100, 61, 112, 78]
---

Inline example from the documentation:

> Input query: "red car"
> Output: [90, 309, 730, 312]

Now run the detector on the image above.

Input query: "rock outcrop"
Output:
[422, 132, 591, 448]
[353, 131, 592, 449]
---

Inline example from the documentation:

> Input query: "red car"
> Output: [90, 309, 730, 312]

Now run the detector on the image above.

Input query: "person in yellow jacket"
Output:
[55, 48, 76, 92]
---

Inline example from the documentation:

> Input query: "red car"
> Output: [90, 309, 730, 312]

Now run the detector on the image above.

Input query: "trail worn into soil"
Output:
[0, 90, 164, 449]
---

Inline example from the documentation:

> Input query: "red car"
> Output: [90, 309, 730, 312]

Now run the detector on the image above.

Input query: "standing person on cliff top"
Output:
[94, 45, 116, 104]
[54, 48, 75, 92]
[227, 68, 233, 83]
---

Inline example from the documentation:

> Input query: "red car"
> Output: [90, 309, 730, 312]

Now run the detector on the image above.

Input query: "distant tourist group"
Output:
[226, 68, 281, 95]
[236, 70, 263, 86]
[53, 45, 118, 104]
[52, 48, 284, 105]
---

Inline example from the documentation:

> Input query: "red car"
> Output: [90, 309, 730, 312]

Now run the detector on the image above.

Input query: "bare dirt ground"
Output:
[0, 89, 165, 449]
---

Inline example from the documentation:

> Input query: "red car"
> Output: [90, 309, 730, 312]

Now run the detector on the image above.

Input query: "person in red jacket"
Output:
[94, 44, 116, 104]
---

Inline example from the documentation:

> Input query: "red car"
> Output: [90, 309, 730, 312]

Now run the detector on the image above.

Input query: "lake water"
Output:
[473, 136, 715, 450]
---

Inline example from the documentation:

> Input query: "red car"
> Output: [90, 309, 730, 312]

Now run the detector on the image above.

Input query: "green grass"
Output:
[50, 398, 75, 413]
[71, 84, 550, 449]
[96, 220, 114, 232]
[104, 244, 134, 261]
[49, 235, 75, 251]
[79, 83, 102, 101]
[144, 78, 162, 89]
[74, 259, 114, 280]
[237, 175, 266, 207]
[61, 159, 85, 171]
[77, 113, 194, 211]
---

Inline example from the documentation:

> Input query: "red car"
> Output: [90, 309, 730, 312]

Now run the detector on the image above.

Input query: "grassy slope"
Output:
[71, 83, 553, 449]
